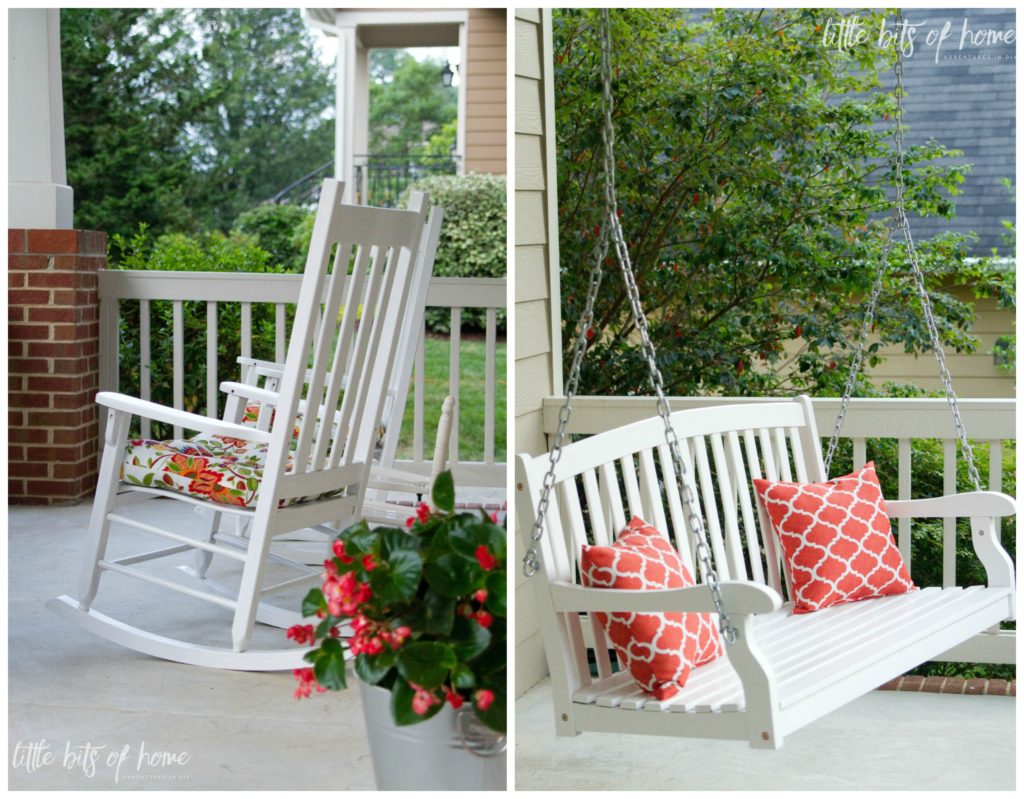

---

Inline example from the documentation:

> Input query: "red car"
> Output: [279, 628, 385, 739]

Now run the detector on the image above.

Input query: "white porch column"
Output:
[335, 25, 357, 204]
[8, 8, 73, 229]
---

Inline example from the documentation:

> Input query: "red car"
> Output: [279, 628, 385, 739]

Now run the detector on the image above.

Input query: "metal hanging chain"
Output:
[524, 10, 738, 645]
[520, 124, 611, 575]
[825, 10, 982, 491]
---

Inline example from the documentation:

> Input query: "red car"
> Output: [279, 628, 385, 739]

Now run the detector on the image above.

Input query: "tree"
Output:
[369, 51, 457, 157]
[61, 8, 334, 236]
[554, 8, 1014, 398]
[188, 9, 335, 230]
[61, 9, 203, 238]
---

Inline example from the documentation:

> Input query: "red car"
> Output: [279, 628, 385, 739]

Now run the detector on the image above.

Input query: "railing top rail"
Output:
[540, 395, 1016, 441]
[98, 270, 507, 309]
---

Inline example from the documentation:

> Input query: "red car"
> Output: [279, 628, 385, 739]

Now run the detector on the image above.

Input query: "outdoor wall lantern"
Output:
[441, 62, 457, 88]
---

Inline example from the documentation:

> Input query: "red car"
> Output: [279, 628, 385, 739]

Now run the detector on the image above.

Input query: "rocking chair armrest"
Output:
[220, 381, 282, 408]
[885, 491, 1017, 519]
[368, 465, 432, 494]
[549, 580, 782, 615]
[96, 392, 271, 444]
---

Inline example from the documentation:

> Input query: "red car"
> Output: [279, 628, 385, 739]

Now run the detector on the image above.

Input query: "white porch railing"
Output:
[98, 270, 507, 490]
[541, 394, 1016, 664]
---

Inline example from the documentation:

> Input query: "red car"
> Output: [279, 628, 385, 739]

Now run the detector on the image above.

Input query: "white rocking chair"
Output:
[224, 188, 446, 511]
[516, 396, 1016, 748]
[49, 179, 433, 670]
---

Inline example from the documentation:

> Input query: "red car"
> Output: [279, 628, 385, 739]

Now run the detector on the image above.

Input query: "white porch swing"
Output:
[515, 10, 1015, 749]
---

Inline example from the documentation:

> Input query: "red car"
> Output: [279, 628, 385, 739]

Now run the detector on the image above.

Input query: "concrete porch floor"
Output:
[9, 499, 393, 790]
[515, 677, 1015, 790]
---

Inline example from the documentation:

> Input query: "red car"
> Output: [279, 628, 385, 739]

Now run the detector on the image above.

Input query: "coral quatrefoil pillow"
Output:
[580, 517, 723, 700]
[753, 461, 915, 614]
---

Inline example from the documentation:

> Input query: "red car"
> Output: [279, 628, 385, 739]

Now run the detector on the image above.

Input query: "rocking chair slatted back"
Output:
[518, 397, 822, 693]
[263, 181, 427, 510]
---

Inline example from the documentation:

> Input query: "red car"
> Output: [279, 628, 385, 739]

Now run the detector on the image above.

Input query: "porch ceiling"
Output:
[306, 8, 461, 48]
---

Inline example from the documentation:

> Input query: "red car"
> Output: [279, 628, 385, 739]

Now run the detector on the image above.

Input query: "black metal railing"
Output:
[354, 154, 459, 207]
[266, 161, 334, 206]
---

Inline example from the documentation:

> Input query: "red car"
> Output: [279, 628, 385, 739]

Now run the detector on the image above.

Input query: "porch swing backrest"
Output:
[261, 179, 427, 508]
[524, 397, 823, 685]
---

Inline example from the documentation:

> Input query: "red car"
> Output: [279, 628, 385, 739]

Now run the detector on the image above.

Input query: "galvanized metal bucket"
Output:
[358, 681, 506, 790]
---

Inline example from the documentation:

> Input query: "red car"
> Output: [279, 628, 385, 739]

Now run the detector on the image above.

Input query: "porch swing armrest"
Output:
[549, 580, 782, 615]
[885, 491, 1017, 519]
[96, 392, 271, 444]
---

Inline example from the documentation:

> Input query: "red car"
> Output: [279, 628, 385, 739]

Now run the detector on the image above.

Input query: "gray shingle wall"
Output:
[884, 8, 1015, 254]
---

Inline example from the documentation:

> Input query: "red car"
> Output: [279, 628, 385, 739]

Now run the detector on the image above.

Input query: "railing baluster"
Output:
[852, 438, 867, 470]
[989, 440, 1003, 543]
[449, 308, 461, 465]
[897, 437, 911, 572]
[206, 301, 218, 419]
[275, 303, 286, 363]
[413, 330, 425, 464]
[172, 300, 184, 439]
[942, 439, 957, 588]
[485, 307, 496, 463]
[241, 302, 252, 360]
[140, 299, 151, 440]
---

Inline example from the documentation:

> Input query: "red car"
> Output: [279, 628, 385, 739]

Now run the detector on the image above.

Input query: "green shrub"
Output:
[109, 225, 292, 437]
[232, 203, 312, 271]
[401, 173, 507, 333]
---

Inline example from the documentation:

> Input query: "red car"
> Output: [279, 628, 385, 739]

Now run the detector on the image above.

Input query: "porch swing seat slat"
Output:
[573, 585, 1011, 718]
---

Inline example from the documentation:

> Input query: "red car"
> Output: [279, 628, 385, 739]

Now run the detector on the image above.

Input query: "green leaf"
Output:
[369, 549, 423, 604]
[450, 663, 476, 690]
[396, 641, 457, 689]
[355, 652, 395, 686]
[311, 637, 347, 690]
[432, 470, 455, 512]
[485, 571, 507, 617]
[423, 553, 476, 598]
[417, 589, 457, 636]
[301, 588, 326, 618]
[449, 517, 507, 563]
[379, 527, 420, 558]
[450, 616, 491, 662]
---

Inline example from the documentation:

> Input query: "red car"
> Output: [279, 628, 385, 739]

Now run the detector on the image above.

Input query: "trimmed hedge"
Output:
[402, 173, 507, 333]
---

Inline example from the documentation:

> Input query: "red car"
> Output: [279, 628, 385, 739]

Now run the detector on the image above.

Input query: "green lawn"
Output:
[394, 335, 507, 463]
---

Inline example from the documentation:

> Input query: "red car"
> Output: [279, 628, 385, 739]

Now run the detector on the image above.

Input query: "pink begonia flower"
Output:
[412, 688, 439, 715]
[416, 502, 431, 524]
[475, 545, 497, 571]
[473, 589, 488, 604]
[475, 610, 493, 629]
[362, 553, 377, 571]
[444, 686, 464, 709]
[292, 668, 326, 700]
[286, 624, 315, 646]
[475, 689, 495, 711]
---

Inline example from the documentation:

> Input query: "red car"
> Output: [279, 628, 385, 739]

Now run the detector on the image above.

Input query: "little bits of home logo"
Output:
[11, 739, 192, 784]
[821, 15, 1015, 63]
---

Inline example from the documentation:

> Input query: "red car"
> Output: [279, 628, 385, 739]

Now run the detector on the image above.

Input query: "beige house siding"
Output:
[865, 289, 1014, 398]
[514, 8, 559, 697]
[464, 9, 506, 174]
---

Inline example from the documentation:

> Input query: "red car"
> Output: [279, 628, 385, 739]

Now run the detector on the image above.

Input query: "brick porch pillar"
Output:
[9, 229, 106, 504]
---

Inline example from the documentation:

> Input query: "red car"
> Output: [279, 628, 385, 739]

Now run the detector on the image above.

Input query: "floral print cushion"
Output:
[120, 433, 342, 509]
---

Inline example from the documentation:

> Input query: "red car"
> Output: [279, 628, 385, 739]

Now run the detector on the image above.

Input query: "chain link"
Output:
[826, 9, 981, 491]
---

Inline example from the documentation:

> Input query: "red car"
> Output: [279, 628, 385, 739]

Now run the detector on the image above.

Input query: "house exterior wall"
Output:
[514, 8, 559, 696]
[464, 9, 506, 174]
[865, 288, 1014, 397]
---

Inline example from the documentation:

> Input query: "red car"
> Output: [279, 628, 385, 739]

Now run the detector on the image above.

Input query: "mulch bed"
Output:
[878, 675, 1016, 696]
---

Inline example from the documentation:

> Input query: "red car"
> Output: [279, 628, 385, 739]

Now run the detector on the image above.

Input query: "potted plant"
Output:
[288, 471, 507, 790]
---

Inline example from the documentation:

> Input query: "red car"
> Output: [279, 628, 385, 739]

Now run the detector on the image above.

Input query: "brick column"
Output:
[9, 229, 106, 504]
